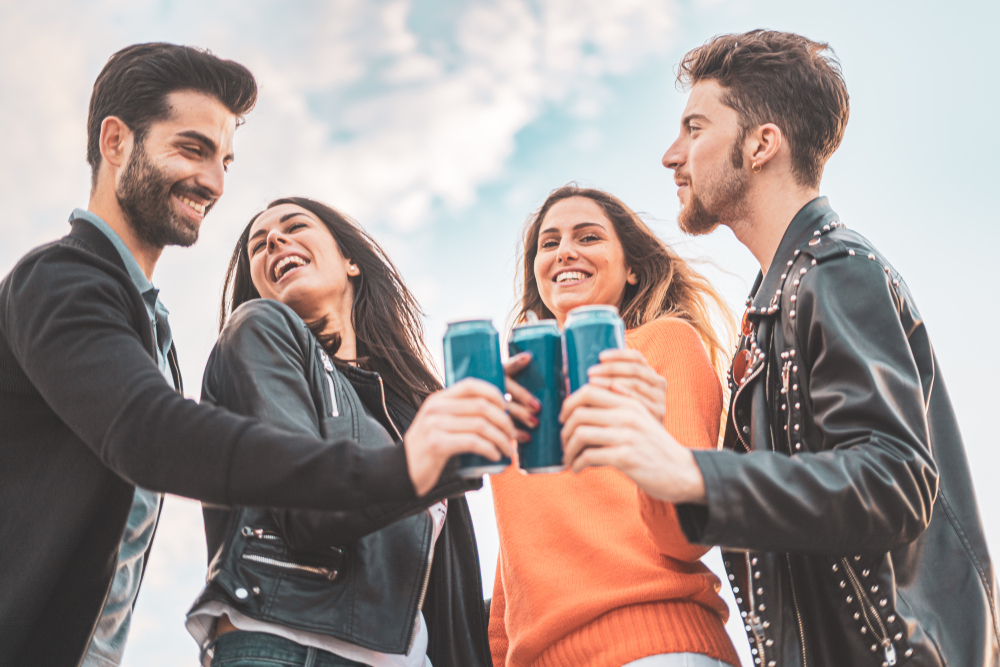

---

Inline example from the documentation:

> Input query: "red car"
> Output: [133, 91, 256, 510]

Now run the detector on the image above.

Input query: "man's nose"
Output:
[197, 158, 226, 199]
[662, 136, 684, 171]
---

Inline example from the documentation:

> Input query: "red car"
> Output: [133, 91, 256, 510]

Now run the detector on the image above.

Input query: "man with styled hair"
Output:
[560, 30, 998, 665]
[0, 43, 512, 667]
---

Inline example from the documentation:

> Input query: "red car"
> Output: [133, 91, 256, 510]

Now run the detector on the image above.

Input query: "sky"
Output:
[1, 0, 998, 665]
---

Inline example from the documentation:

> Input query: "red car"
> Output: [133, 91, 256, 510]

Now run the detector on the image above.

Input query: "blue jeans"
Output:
[208, 631, 371, 667]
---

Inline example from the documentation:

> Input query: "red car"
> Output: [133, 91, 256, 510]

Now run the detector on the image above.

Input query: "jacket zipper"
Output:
[378, 374, 433, 652]
[319, 350, 340, 417]
[377, 376, 404, 441]
[241, 553, 338, 580]
[731, 359, 766, 452]
[765, 349, 808, 667]
[841, 557, 896, 665]
[744, 551, 768, 666]
[240, 526, 341, 581]
[786, 555, 809, 667]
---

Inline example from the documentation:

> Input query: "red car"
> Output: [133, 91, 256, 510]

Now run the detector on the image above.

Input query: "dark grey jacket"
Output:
[189, 299, 491, 665]
[679, 198, 999, 667]
[0, 219, 416, 667]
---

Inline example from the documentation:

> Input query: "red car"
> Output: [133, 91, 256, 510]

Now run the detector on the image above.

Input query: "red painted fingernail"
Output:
[531, 398, 542, 411]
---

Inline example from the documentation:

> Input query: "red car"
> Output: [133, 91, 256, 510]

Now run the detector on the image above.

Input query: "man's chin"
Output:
[677, 207, 720, 236]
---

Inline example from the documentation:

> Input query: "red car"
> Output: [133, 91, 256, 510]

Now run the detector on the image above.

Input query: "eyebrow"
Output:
[176, 130, 235, 163]
[682, 113, 710, 128]
[539, 221, 606, 235]
[248, 212, 310, 241]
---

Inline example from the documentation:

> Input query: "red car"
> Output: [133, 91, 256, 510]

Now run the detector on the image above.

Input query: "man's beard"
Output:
[677, 135, 750, 236]
[116, 139, 208, 248]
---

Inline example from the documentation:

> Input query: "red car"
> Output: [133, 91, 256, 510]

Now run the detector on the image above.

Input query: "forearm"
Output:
[681, 445, 936, 554]
[274, 472, 480, 549]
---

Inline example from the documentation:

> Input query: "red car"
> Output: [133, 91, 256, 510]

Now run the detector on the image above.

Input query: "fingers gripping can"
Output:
[563, 305, 626, 393]
[443, 319, 511, 478]
[508, 320, 565, 473]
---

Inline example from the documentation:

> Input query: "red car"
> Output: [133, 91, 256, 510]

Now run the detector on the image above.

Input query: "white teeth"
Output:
[273, 255, 308, 280]
[177, 195, 206, 214]
[556, 271, 587, 283]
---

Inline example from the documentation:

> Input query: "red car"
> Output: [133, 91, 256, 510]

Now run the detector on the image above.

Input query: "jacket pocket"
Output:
[240, 526, 342, 581]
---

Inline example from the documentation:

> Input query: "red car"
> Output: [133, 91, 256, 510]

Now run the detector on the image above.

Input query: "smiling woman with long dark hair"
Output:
[185, 197, 511, 667]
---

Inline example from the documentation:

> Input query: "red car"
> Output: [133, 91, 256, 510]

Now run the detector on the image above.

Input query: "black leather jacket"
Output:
[188, 299, 492, 666]
[679, 198, 999, 666]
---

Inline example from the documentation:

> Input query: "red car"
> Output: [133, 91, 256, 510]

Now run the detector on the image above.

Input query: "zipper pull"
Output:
[883, 640, 897, 666]
[327, 375, 339, 417]
[781, 360, 791, 396]
[320, 349, 335, 372]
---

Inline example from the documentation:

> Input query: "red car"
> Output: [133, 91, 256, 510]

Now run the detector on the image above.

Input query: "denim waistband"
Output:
[208, 630, 370, 667]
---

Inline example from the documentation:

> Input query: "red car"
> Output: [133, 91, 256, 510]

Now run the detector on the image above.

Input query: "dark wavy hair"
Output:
[87, 43, 257, 188]
[513, 185, 735, 379]
[678, 30, 849, 188]
[220, 197, 441, 407]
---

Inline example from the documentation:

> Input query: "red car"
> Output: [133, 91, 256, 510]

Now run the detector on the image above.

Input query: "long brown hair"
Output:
[513, 185, 735, 379]
[220, 197, 441, 408]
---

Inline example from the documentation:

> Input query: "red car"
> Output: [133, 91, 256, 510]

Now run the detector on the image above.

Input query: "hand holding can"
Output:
[443, 319, 514, 478]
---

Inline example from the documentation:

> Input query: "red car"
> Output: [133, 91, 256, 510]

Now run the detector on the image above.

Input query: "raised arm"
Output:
[682, 257, 938, 554]
[6, 249, 407, 510]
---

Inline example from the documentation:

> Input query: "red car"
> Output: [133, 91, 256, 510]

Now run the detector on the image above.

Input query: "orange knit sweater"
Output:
[489, 317, 739, 667]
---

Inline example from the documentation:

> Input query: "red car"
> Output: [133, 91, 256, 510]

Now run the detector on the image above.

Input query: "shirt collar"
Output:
[70, 208, 155, 297]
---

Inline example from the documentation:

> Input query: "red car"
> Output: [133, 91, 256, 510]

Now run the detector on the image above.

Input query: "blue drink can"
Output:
[443, 319, 511, 478]
[508, 320, 564, 473]
[563, 305, 626, 393]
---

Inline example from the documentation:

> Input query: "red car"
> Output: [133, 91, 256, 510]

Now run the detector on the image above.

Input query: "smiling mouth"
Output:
[554, 270, 591, 284]
[173, 192, 208, 216]
[272, 255, 310, 282]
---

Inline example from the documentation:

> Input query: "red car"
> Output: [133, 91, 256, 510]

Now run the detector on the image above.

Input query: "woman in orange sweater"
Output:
[491, 185, 739, 667]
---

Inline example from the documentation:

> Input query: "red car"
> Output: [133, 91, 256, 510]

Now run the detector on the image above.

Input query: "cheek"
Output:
[249, 259, 271, 295]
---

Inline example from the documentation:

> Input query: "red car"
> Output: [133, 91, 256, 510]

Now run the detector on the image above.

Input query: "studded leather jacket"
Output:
[187, 299, 492, 666]
[678, 198, 999, 667]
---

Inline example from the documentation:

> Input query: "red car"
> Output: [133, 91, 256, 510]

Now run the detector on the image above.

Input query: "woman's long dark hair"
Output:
[220, 197, 441, 408]
[513, 185, 735, 380]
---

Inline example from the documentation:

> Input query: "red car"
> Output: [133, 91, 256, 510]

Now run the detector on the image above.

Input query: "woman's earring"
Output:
[348, 264, 359, 275]
[752, 161, 762, 174]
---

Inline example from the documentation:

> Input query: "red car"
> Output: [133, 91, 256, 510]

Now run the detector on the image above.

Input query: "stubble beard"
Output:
[677, 136, 750, 237]
[116, 138, 203, 249]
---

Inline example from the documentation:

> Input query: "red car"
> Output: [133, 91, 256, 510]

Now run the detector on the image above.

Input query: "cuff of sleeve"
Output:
[677, 449, 733, 545]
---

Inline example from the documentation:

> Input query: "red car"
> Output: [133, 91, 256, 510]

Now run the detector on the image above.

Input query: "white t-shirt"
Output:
[187, 501, 448, 667]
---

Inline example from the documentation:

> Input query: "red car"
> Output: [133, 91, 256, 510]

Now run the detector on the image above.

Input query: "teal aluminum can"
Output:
[508, 320, 564, 473]
[443, 319, 511, 478]
[563, 305, 626, 393]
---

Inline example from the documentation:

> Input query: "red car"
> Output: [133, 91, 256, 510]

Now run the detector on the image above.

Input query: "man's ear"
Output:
[99, 116, 132, 171]
[746, 123, 783, 171]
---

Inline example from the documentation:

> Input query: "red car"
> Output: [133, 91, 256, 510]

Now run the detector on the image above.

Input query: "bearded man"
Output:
[0, 44, 511, 667]
[560, 30, 998, 666]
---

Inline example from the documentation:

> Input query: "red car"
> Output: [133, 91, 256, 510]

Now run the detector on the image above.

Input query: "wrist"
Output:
[674, 447, 708, 504]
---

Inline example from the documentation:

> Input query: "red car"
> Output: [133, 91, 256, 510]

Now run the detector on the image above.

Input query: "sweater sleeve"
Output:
[628, 318, 722, 563]
[488, 551, 510, 666]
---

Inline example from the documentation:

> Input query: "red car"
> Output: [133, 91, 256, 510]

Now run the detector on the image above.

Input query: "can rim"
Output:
[511, 318, 560, 330]
[445, 317, 495, 326]
[565, 304, 620, 317]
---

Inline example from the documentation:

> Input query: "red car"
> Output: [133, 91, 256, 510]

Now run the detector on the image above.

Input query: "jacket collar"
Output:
[67, 216, 131, 277]
[748, 196, 840, 317]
